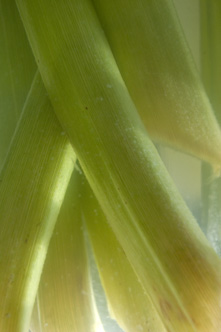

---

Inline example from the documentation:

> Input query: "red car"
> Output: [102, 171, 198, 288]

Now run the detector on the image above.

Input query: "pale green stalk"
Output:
[200, 1, 221, 256]
[16, 1, 221, 331]
[200, 0, 221, 123]
[0, 0, 36, 170]
[0, 72, 75, 332]
[91, 0, 221, 170]
[0, 5, 75, 331]
[30, 166, 103, 332]
[82, 171, 167, 332]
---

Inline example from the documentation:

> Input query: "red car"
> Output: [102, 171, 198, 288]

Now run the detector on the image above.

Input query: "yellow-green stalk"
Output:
[200, 0, 221, 124]
[0, 72, 75, 332]
[16, 0, 221, 331]
[30, 166, 104, 332]
[200, 0, 221, 255]
[82, 172, 167, 332]
[0, 0, 36, 170]
[91, 0, 221, 171]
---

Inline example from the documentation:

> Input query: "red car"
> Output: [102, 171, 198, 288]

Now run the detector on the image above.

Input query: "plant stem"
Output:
[17, 0, 221, 330]
[0, 72, 75, 332]
[200, 1, 221, 256]
[0, 0, 36, 170]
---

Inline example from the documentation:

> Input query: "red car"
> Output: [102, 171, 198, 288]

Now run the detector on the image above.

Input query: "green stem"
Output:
[90, 0, 221, 169]
[82, 170, 167, 332]
[0, 0, 36, 170]
[0, 72, 75, 332]
[17, 0, 221, 330]
[200, 1, 221, 256]
[31, 166, 101, 332]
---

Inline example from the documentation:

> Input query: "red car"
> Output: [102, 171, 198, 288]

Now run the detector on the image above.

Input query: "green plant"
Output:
[0, 0, 221, 331]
